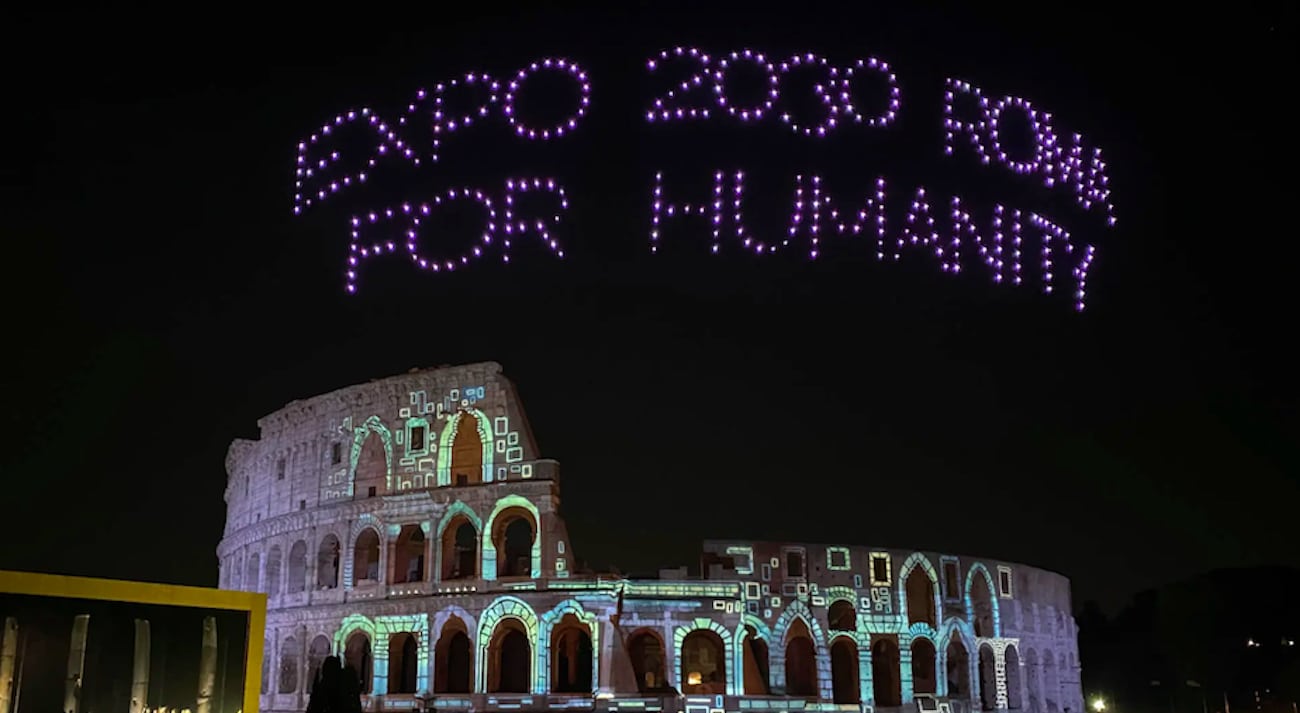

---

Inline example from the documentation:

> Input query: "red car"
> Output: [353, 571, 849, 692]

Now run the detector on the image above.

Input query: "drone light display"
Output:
[293, 48, 1116, 311]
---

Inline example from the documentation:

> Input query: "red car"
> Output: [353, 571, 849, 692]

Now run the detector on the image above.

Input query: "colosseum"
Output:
[218, 363, 1083, 713]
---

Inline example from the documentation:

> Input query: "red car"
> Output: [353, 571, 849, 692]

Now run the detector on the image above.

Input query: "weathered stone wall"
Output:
[218, 364, 1083, 713]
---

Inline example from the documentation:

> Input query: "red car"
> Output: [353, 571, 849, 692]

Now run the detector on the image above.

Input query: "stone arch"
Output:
[965, 563, 1002, 638]
[1025, 648, 1041, 713]
[912, 635, 938, 696]
[288, 539, 308, 593]
[1006, 643, 1023, 710]
[1042, 648, 1058, 713]
[437, 408, 495, 486]
[738, 614, 773, 695]
[783, 618, 819, 697]
[344, 631, 374, 694]
[345, 515, 384, 587]
[828, 600, 857, 632]
[944, 634, 972, 701]
[245, 552, 261, 592]
[388, 632, 420, 694]
[435, 501, 482, 581]
[899, 552, 940, 628]
[350, 415, 394, 493]
[307, 634, 331, 689]
[317, 533, 342, 589]
[352, 527, 382, 585]
[476, 596, 540, 693]
[627, 628, 668, 692]
[266, 545, 283, 596]
[772, 599, 829, 699]
[978, 643, 997, 710]
[541, 599, 600, 694]
[434, 614, 473, 694]
[482, 494, 542, 580]
[871, 636, 902, 707]
[674, 618, 735, 695]
[831, 637, 860, 704]
[392, 523, 426, 584]
[278, 634, 299, 693]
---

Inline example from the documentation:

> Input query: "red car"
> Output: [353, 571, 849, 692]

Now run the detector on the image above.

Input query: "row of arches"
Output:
[228, 498, 541, 595]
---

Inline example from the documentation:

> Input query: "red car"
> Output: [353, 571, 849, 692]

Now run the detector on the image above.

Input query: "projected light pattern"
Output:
[777, 54, 841, 136]
[226, 365, 1084, 712]
[418, 72, 501, 163]
[646, 47, 714, 121]
[653, 171, 1097, 310]
[713, 49, 779, 121]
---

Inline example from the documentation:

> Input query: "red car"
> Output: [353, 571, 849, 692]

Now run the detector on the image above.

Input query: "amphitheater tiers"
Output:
[218, 362, 1083, 713]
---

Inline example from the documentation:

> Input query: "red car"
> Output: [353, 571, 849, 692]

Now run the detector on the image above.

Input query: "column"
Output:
[64, 614, 90, 713]
[196, 617, 217, 713]
[1, 618, 18, 713]
[130, 620, 151, 713]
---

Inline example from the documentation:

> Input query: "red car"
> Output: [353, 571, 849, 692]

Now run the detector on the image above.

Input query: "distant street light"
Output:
[1092, 697, 1107, 712]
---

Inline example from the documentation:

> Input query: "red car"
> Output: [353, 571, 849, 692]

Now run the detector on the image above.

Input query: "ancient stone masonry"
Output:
[218, 362, 1084, 713]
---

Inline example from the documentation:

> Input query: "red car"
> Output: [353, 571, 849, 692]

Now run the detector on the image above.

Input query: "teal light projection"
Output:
[538, 599, 601, 694]
[674, 617, 737, 695]
[350, 415, 395, 490]
[964, 562, 1003, 638]
[475, 596, 541, 693]
[436, 407, 496, 486]
[481, 494, 543, 581]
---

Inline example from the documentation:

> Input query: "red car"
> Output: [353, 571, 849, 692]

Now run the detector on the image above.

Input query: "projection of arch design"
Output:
[481, 494, 542, 580]
[475, 596, 540, 693]
[539, 599, 600, 693]
[434, 500, 483, 581]
[436, 408, 495, 486]
[344, 514, 385, 589]
[370, 614, 431, 695]
[936, 617, 977, 697]
[898, 552, 942, 627]
[350, 415, 394, 491]
[965, 563, 1002, 637]
[771, 599, 831, 700]
[673, 618, 737, 695]
[736, 613, 774, 689]
[334, 613, 378, 657]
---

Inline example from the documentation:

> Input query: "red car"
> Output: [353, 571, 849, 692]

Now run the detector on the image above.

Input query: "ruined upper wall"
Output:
[223, 362, 558, 532]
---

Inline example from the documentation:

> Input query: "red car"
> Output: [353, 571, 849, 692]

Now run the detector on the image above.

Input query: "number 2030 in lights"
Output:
[292, 49, 1117, 312]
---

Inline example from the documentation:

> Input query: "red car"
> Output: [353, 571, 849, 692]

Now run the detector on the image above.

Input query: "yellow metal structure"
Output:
[0, 570, 266, 713]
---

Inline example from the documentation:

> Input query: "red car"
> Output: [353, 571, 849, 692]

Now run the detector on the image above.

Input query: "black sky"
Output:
[2, 2, 1295, 613]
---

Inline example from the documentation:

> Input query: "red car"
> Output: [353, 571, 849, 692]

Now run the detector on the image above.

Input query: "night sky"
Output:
[3, 3, 1295, 614]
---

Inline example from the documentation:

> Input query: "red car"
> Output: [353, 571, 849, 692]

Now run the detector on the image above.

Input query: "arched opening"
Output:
[831, 638, 860, 704]
[353, 432, 387, 499]
[307, 635, 331, 690]
[344, 631, 373, 694]
[742, 626, 770, 695]
[1042, 650, 1057, 713]
[970, 571, 996, 638]
[266, 546, 283, 596]
[442, 518, 478, 580]
[979, 644, 997, 710]
[450, 413, 483, 485]
[871, 636, 901, 707]
[278, 635, 299, 694]
[316, 534, 340, 589]
[551, 615, 594, 693]
[912, 638, 937, 695]
[245, 553, 260, 592]
[388, 633, 419, 694]
[1025, 649, 1041, 713]
[493, 509, 536, 578]
[489, 619, 532, 693]
[680, 629, 726, 695]
[947, 638, 971, 699]
[906, 566, 937, 627]
[627, 630, 666, 693]
[828, 600, 857, 632]
[288, 540, 308, 593]
[261, 645, 271, 694]
[1006, 645, 1023, 710]
[434, 618, 472, 693]
[392, 525, 426, 584]
[353, 528, 381, 585]
[783, 619, 818, 697]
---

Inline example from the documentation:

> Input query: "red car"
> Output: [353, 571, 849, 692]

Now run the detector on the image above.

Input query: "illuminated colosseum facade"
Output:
[218, 363, 1083, 713]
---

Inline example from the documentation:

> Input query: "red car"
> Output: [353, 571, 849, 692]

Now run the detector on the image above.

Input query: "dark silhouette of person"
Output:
[306, 655, 363, 713]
